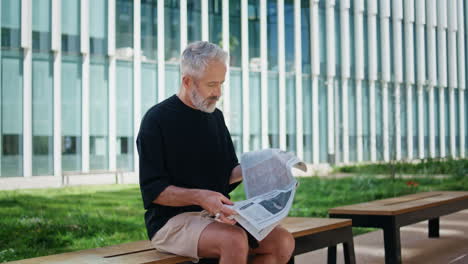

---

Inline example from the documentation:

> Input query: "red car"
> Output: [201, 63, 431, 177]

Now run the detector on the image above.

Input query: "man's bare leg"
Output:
[198, 222, 249, 264]
[250, 226, 295, 264]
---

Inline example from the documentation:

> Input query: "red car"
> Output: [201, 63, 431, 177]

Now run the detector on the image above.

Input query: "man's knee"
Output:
[218, 225, 249, 256]
[271, 228, 295, 262]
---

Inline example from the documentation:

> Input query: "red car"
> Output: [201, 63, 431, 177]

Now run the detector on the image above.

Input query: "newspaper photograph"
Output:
[227, 149, 307, 241]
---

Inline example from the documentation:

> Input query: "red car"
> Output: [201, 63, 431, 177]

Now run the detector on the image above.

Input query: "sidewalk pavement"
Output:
[295, 209, 468, 264]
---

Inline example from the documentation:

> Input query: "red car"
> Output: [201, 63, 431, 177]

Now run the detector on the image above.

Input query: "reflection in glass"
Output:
[116, 0, 133, 50]
[141, 0, 157, 61]
[90, 57, 109, 170]
[61, 0, 80, 53]
[116, 61, 134, 170]
[319, 79, 328, 162]
[302, 76, 312, 163]
[90, 0, 108, 55]
[188, 0, 202, 43]
[249, 72, 261, 150]
[267, 0, 278, 70]
[61, 55, 82, 171]
[248, 0, 260, 71]
[1, 1, 23, 177]
[230, 69, 243, 155]
[32, 53, 54, 176]
[268, 72, 279, 148]
[165, 0, 180, 61]
[284, 0, 294, 72]
[301, 0, 310, 73]
[286, 74, 296, 153]
[32, 0, 51, 51]
[165, 63, 180, 99]
[141, 62, 158, 115]
[1, 0, 21, 49]
[1, 51, 23, 177]
[209, 0, 223, 46]
[229, 0, 242, 67]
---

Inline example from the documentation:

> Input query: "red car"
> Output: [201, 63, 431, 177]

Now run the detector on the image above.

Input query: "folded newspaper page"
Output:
[228, 149, 307, 241]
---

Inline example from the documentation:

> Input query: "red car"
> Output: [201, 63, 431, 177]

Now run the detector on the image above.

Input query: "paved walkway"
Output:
[295, 209, 468, 264]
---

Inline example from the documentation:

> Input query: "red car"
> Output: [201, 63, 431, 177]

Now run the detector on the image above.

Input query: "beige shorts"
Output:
[150, 211, 216, 262]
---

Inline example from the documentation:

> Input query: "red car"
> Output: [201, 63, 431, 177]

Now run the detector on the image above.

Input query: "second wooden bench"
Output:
[329, 191, 468, 264]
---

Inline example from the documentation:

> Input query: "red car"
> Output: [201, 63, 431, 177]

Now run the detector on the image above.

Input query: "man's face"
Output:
[188, 60, 226, 113]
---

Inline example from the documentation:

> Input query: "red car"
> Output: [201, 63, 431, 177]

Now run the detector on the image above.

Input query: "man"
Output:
[137, 41, 294, 264]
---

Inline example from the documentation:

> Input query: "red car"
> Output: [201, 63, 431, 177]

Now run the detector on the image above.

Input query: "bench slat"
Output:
[329, 191, 468, 216]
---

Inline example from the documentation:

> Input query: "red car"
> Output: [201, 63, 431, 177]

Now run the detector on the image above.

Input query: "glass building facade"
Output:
[1, 0, 468, 178]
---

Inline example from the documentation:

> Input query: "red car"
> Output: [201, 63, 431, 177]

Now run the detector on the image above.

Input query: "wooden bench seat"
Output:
[8, 217, 355, 264]
[329, 191, 468, 264]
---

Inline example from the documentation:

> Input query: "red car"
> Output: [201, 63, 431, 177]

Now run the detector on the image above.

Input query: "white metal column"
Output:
[133, 0, 141, 174]
[81, 0, 90, 172]
[340, 0, 350, 164]
[180, 0, 187, 50]
[326, 0, 335, 163]
[448, 0, 458, 158]
[404, 0, 415, 160]
[416, 0, 426, 159]
[52, 0, 62, 176]
[294, 0, 303, 158]
[202, 0, 209, 41]
[278, 0, 287, 151]
[222, 0, 231, 127]
[392, 0, 403, 161]
[437, 0, 447, 158]
[457, 0, 466, 157]
[426, 0, 437, 158]
[241, 0, 250, 152]
[108, 0, 117, 170]
[355, 0, 364, 162]
[21, 0, 32, 177]
[367, 0, 377, 162]
[380, 0, 391, 162]
[260, 0, 269, 149]
[310, 0, 320, 163]
[157, 0, 166, 102]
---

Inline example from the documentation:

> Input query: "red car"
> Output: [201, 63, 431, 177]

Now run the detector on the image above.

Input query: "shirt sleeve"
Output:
[136, 124, 170, 209]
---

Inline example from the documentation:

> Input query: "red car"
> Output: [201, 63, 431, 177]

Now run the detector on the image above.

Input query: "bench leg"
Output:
[343, 239, 356, 264]
[428, 217, 440, 238]
[327, 245, 337, 264]
[383, 225, 402, 264]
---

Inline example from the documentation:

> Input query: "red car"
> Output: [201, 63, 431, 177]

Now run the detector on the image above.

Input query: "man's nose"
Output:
[213, 85, 222, 97]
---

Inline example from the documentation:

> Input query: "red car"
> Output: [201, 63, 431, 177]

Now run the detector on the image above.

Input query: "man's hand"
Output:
[197, 190, 237, 225]
[153, 186, 238, 225]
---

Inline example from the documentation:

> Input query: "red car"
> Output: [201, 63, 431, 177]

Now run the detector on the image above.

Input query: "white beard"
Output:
[189, 86, 218, 113]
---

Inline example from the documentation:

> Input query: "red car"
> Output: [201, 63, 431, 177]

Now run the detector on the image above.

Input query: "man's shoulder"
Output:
[140, 97, 176, 130]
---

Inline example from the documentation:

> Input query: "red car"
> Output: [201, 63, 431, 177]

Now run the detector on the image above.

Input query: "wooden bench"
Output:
[329, 191, 468, 264]
[8, 217, 356, 264]
[61, 170, 126, 186]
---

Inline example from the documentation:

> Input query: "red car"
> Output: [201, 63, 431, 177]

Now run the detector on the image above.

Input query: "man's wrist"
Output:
[190, 189, 204, 207]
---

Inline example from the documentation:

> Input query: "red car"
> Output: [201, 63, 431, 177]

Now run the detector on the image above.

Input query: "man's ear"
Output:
[182, 75, 192, 90]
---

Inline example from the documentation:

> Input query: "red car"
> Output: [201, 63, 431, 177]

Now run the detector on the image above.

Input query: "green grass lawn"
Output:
[1, 175, 468, 262]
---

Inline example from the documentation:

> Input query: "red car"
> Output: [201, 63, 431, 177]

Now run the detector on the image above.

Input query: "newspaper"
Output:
[227, 149, 307, 241]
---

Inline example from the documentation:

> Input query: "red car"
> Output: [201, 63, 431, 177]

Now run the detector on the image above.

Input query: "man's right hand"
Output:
[197, 190, 237, 225]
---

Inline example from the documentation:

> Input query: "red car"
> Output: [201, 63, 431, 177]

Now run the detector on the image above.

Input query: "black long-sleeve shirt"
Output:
[136, 95, 240, 240]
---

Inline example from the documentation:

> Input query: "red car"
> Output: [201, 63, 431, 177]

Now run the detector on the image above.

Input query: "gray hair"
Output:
[180, 41, 228, 79]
